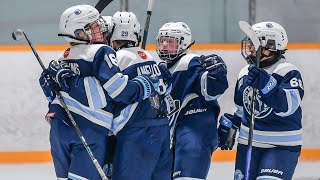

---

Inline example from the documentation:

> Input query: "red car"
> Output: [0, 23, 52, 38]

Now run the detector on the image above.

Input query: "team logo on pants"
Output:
[243, 86, 273, 119]
[234, 169, 244, 180]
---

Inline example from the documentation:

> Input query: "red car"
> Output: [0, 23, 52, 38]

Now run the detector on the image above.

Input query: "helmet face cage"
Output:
[156, 36, 182, 62]
[241, 36, 256, 65]
[83, 16, 108, 43]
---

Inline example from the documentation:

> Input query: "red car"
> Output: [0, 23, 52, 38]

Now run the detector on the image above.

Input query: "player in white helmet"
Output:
[219, 21, 304, 180]
[156, 22, 228, 180]
[38, 5, 161, 180]
[108, 11, 172, 180]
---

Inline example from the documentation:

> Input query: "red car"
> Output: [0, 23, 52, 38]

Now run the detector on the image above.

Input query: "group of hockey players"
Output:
[38, 4, 304, 180]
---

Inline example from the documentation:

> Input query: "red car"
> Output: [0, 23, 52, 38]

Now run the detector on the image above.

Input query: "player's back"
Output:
[112, 47, 168, 134]
[49, 44, 114, 130]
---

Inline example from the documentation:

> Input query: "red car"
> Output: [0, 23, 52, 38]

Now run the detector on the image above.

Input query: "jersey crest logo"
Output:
[243, 86, 273, 119]
[137, 51, 147, 60]
[64, 48, 70, 58]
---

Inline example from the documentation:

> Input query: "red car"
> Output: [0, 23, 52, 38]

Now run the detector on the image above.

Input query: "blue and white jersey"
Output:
[234, 58, 304, 149]
[49, 44, 145, 130]
[112, 47, 168, 134]
[166, 54, 228, 132]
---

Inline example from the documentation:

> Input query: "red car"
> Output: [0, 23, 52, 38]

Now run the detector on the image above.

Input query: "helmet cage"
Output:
[82, 16, 108, 44]
[241, 36, 256, 65]
[241, 36, 284, 65]
[156, 35, 185, 62]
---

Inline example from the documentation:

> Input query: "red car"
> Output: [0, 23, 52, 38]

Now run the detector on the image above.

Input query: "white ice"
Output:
[0, 162, 319, 180]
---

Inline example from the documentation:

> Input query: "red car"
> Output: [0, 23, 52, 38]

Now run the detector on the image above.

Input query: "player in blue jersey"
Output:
[218, 22, 304, 180]
[155, 22, 229, 180]
[38, 5, 161, 180]
[107, 11, 172, 180]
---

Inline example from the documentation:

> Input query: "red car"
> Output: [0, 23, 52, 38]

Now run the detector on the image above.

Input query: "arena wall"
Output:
[0, 44, 319, 163]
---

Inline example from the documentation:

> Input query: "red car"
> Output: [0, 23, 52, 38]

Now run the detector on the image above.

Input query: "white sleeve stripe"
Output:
[84, 77, 107, 109]
[84, 77, 94, 108]
[200, 71, 220, 101]
[240, 125, 302, 136]
[68, 172, 89, 180]
[103, 73, 123, 89]
[234, 105, 244, 118]
[51, 92, 113, 129]
[275, 89, 301, 117]
[96, 77, 107, 108]
[109, 75, 128, 98]
[103, 73, 129, 99]
[112, 102, 139, 134]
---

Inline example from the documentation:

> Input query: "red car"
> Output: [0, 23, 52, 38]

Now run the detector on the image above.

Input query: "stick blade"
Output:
[239, 21, 260, 51]
[12, 29, 24, 41]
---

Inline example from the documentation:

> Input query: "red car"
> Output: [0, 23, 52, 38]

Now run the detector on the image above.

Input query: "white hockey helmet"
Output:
[59, 4, 107, 43]
[252, 21, 288, 51]
[110, 11, 141, 46]
[156, 22, 193, 62]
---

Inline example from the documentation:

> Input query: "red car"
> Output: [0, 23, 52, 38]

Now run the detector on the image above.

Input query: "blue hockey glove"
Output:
[200, 54, 227, 81]
[133, 74, 160, 100]
[158, 62, 172, 95]
[158, 62, 172, 84]
[218, 113, 240, 150]
[39, 69, 57, 102]
[48, 60, 76, 92]
[247, 65, 277, 96]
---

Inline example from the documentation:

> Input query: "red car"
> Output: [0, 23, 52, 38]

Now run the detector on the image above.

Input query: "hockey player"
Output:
[109, 11, 172, 180]
[156, 22, 229, 180]
[218, 22, 304, 180]
[39, 5, 161, 180]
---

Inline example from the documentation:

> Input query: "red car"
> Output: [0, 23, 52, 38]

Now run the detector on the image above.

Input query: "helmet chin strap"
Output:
[58, 34, 91, 44]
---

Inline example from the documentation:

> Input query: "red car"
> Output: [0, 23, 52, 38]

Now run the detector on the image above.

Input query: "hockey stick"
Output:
[141, 0, 154, 49]
[12, 29, 108, 180]
[95, 0, 114, 13]
[140, 0, 160, 110]
[239, 21, 261, 180]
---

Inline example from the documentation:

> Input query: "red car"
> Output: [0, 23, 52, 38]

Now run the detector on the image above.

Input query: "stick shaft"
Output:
[141, 0, 154, 49]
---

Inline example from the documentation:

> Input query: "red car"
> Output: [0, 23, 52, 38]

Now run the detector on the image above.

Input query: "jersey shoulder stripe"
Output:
[273, 61, 299, 77]
[58, 44, 107, 62]
[117, 47, 154, 71]
[238, 64, 250, 80]
[170, 53, 200, 73]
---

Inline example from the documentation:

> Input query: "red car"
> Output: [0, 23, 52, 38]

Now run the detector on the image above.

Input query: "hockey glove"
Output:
[158, 62, 172, 95]
[39, 69, 57, 103]
[247, 65, 277, 97]
[200, 54, 227, 81]
[218, 113, 240, 150]
[133, 74, 160, 100]
[48, 60, 76, 92]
